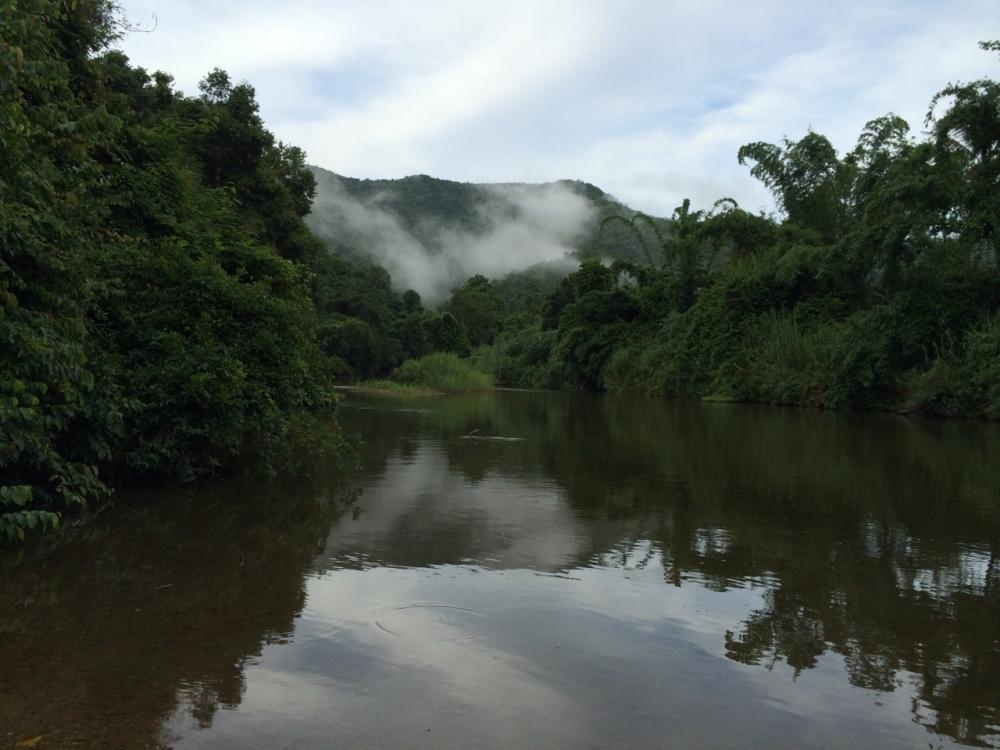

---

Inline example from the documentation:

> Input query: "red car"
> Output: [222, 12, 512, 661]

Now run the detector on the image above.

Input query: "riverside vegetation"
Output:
[468, 44, 1000, 415]
[3, 0, 997, 543]
[0, 1, 477, 541]
[2, 1, 338, 541]
[306, 43, 1000, 421]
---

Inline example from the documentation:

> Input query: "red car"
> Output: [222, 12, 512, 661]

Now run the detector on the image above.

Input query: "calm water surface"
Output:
[3, 391, 999, 749]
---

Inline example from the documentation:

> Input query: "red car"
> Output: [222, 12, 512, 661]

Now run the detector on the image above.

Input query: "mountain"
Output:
[305, 166, 662, 301]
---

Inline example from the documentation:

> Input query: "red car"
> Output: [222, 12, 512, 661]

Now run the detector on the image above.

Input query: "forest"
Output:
[2, 0, 998, 542]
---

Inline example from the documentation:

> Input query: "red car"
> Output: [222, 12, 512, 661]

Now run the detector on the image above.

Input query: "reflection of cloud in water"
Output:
[163, 560, 951, 750]
[317, 443, 589, 572]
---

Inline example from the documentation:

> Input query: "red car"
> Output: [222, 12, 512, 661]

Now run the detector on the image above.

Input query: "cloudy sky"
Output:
[116, 1, 996, 216]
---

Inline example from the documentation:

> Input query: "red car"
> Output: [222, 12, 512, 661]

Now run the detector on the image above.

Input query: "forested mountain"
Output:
[300, 167, 677, 387]
[306, 166, 663, 300]
[309, 167, 621, 248]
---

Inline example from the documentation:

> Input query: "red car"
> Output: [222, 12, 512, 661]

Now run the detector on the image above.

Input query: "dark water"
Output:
[3, 391, 999, 749]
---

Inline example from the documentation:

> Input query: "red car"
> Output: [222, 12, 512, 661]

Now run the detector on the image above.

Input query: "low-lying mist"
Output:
[307, 173, 595, 303]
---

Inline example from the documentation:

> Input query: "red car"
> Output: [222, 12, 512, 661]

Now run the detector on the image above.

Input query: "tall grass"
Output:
[393, 353, 494, 393]
[740, 311, 840, 406]
[905, 316, 1000, 419]
[603, 338, 664, 395]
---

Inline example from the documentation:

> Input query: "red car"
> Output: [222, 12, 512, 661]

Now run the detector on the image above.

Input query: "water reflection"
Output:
[332, 392, 1000, 748]
[0, 480, 351, 749]
[2, 391, 998, 749]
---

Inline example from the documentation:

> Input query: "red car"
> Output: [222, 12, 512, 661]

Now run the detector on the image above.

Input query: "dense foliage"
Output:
[470, 45, 1000, 420]
[1, 1, 349, 540]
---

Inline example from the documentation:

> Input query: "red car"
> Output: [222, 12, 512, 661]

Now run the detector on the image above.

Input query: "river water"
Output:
[2, 390, 999, 749]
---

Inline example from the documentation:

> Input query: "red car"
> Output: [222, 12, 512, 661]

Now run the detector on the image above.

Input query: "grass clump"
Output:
[392, 353, 494, 393]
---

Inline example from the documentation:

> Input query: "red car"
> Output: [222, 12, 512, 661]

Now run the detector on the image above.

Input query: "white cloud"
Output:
[116, 0, 998, 215]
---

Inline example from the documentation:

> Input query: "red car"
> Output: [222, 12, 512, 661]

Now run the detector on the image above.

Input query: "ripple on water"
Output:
[374, 604, 485, 642]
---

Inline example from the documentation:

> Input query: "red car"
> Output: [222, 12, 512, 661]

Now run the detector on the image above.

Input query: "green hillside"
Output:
[306, 165, 664, 268]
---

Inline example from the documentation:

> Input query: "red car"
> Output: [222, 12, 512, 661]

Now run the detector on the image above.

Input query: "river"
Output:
[2, 390, 999, 749]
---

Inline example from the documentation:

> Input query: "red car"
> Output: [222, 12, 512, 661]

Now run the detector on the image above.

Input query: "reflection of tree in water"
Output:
[343, 391, 1000, 747]
[721, 537, 999, 746]
[625, 407, 1000, 748]
[0, 478, 352, 749]
[638, 411, 998, 748]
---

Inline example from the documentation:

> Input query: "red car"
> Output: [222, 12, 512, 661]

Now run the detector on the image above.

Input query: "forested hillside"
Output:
[300, 166, 672, 384]
[308, 167, 643, 261]
[306, 166, 663, 299]
[301, 167, 677, 384]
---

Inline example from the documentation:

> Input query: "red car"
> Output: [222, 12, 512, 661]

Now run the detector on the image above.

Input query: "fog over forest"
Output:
[307, 170, 597, 301]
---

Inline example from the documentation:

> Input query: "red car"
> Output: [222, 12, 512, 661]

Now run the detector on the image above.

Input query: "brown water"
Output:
[2, 390, 999, 749]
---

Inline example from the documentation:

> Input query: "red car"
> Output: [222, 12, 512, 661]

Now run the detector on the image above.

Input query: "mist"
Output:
[307, 174, 594, 303]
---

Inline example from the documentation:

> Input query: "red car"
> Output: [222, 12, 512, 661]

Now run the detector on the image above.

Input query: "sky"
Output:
[115, 1, 998, 217]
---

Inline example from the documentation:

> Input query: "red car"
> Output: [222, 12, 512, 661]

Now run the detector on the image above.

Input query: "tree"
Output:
[447, 275, 500, 347]
[0, 0, 121, 541]
[197, 67, 232, 103]
[423, 312, 470, 356]
[402, 289, 423, 313]
[541, 277, 577, 330]
[551, 263, 643, 389]
[2, 2, 345, 538]
[738, 132, 850, 240]
[927, 41, 1000, 273]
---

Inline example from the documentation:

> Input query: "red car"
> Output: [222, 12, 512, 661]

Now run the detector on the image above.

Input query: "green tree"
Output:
[423, 312, 470, 356]
[541, 276, 577, 330]
[927, 41, 1000, 274]
[738, 132, 850, 241]
[402, 289, 423, 313]
[447, 274, 500, 347]
[0, 0, 122, 541]
[2, 2, 346, 538]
